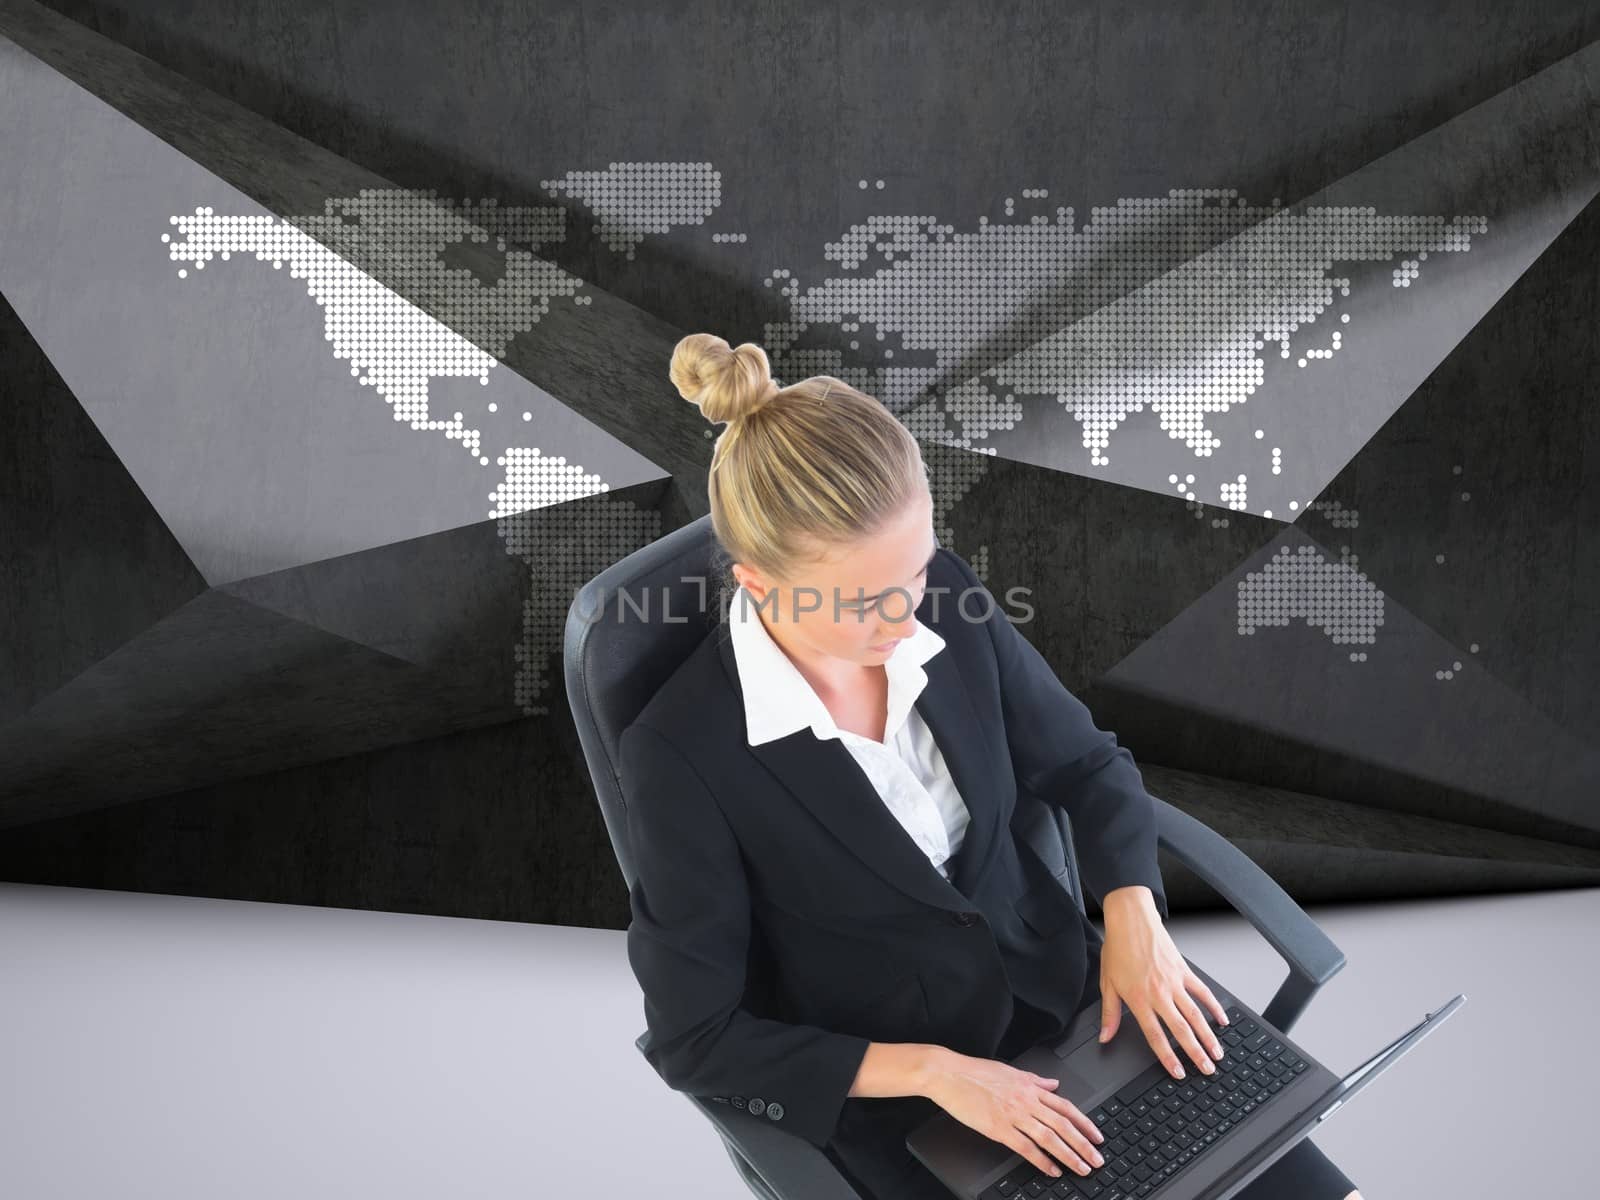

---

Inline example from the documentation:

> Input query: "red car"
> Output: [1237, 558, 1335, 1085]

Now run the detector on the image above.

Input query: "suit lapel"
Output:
[916, 646, 1003, 899]
[715, 626, 1002, 912]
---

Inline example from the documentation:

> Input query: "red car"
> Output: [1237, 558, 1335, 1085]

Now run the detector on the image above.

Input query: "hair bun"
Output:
[670, 334, 780, 425]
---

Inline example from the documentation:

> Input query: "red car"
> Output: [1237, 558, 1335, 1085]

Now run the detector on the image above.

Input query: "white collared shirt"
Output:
[726, 584, 972, 881]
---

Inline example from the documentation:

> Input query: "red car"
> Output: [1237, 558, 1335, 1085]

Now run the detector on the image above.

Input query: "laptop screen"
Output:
[1333, 994, 1465, 1100]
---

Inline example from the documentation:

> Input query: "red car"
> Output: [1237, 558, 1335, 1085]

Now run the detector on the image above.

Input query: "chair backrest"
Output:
[563, 512, 726, 890]
[564, 513, 1084, 909]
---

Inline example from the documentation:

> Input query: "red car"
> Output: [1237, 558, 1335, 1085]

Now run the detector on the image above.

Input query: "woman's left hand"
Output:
[1096, 885, 1229, 1079]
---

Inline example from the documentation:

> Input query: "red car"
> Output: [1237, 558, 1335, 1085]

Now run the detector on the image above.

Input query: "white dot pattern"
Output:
[541, 162, 721, 259]
[162, 180, 1497, 700]
[1308, 498, 1359, 528]
[1221, 474, 1249, 510]
[164, 189, 652, 715]
[1236, 544, 1385, 662]
[504, 498, 663, 715]
[757, 191, 1486, 523]
[164, 191, 583, 471]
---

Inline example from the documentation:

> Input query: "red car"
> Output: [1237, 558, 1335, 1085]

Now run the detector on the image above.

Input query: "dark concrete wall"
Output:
[3, 0, 1598, 924]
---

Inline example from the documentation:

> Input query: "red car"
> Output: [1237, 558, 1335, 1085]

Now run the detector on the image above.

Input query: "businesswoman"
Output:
[620, 334, 1361, 1200]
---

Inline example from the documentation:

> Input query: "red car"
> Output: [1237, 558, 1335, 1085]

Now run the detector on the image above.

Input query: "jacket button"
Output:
[952, 910, 979, 926]
[748, 1097, 766, 1116]
[766, 1102, 784, 1120]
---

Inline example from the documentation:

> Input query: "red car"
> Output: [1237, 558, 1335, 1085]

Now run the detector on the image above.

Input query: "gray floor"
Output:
[2, 882, 1595, 1198]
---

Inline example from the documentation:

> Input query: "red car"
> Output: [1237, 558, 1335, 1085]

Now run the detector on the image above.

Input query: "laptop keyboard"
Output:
[979, 1006, 1310, 1200]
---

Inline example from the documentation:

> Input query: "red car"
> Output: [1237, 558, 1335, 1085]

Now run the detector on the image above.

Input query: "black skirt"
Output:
[823, 992, 1357, 1200]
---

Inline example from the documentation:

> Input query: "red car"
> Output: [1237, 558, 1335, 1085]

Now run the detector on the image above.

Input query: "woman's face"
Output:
[732, 489, 939, 668]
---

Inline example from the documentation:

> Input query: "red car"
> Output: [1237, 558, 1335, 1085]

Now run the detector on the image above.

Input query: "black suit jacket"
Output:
[619, 546, 1169, 1150]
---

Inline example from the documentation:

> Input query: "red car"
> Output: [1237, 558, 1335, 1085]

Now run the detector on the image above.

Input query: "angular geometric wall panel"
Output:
[0, 14, 697, 825]
[1105, 522, 1600, 840]
[0, 486, 665, 829]
[0, 291, 206, 725]
[907, 38, 1600, 522]
[944, 449, 1600, 898]
[1087, 183, 1600, 854]
[0, 37, 665, 587]
[2, 0, 1596, 921]
[1143, 763, 1600, 908]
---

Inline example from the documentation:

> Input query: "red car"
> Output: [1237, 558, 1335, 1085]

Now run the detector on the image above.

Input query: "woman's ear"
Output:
[730, 562, 767, 604]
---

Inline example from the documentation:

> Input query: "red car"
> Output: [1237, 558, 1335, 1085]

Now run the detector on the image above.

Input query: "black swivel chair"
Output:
[563, 514, 1347, 1200]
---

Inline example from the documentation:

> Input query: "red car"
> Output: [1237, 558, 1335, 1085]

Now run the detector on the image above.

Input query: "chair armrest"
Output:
[687, 1096, 866, 1200]
[635, 1033, 866, 1199]
[1152, 797, 1346, 1032]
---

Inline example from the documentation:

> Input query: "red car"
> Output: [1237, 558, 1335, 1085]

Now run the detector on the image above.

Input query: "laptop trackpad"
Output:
[908, 1024, 1166, 1186]
[1056, 1023, 1160, 1101]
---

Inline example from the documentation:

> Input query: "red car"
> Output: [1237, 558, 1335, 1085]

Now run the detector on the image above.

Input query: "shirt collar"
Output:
[726, 584, 946, 747]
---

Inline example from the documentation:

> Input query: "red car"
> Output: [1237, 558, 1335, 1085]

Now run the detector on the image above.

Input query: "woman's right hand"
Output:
[920, 1049, 1105, 1179]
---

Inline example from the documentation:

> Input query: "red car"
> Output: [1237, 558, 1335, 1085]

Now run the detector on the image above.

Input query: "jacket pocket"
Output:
[855, 968, 931, 1039]
[858, 965, 926, 1011]
[788, 963, 931, 1042]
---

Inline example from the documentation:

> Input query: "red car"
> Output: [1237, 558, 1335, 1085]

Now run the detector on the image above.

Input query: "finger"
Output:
[1030, 1108, 1103, 1175]
[1030, 1108, 1101, 1175]
[1001, 1128, 1066, 1180]
[1173, 989, 1223, 1069]
[1098, 984, 1122, 1043]
[1176, 986, 1225, 1062]
[1036, 1089, 1105, 1144]
[1020, 1114, 1095, 1177]
[1158, 996, 1213, 1075]
[1133, 1004, 1184, 1078]
[1186, 971, 1230, 1028]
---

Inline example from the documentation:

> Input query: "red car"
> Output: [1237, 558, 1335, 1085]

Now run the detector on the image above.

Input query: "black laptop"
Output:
[906, 959, 1463, 1200]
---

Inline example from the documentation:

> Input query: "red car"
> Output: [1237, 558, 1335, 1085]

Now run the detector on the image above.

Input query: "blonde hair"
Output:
[669, 333, 928, 603]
